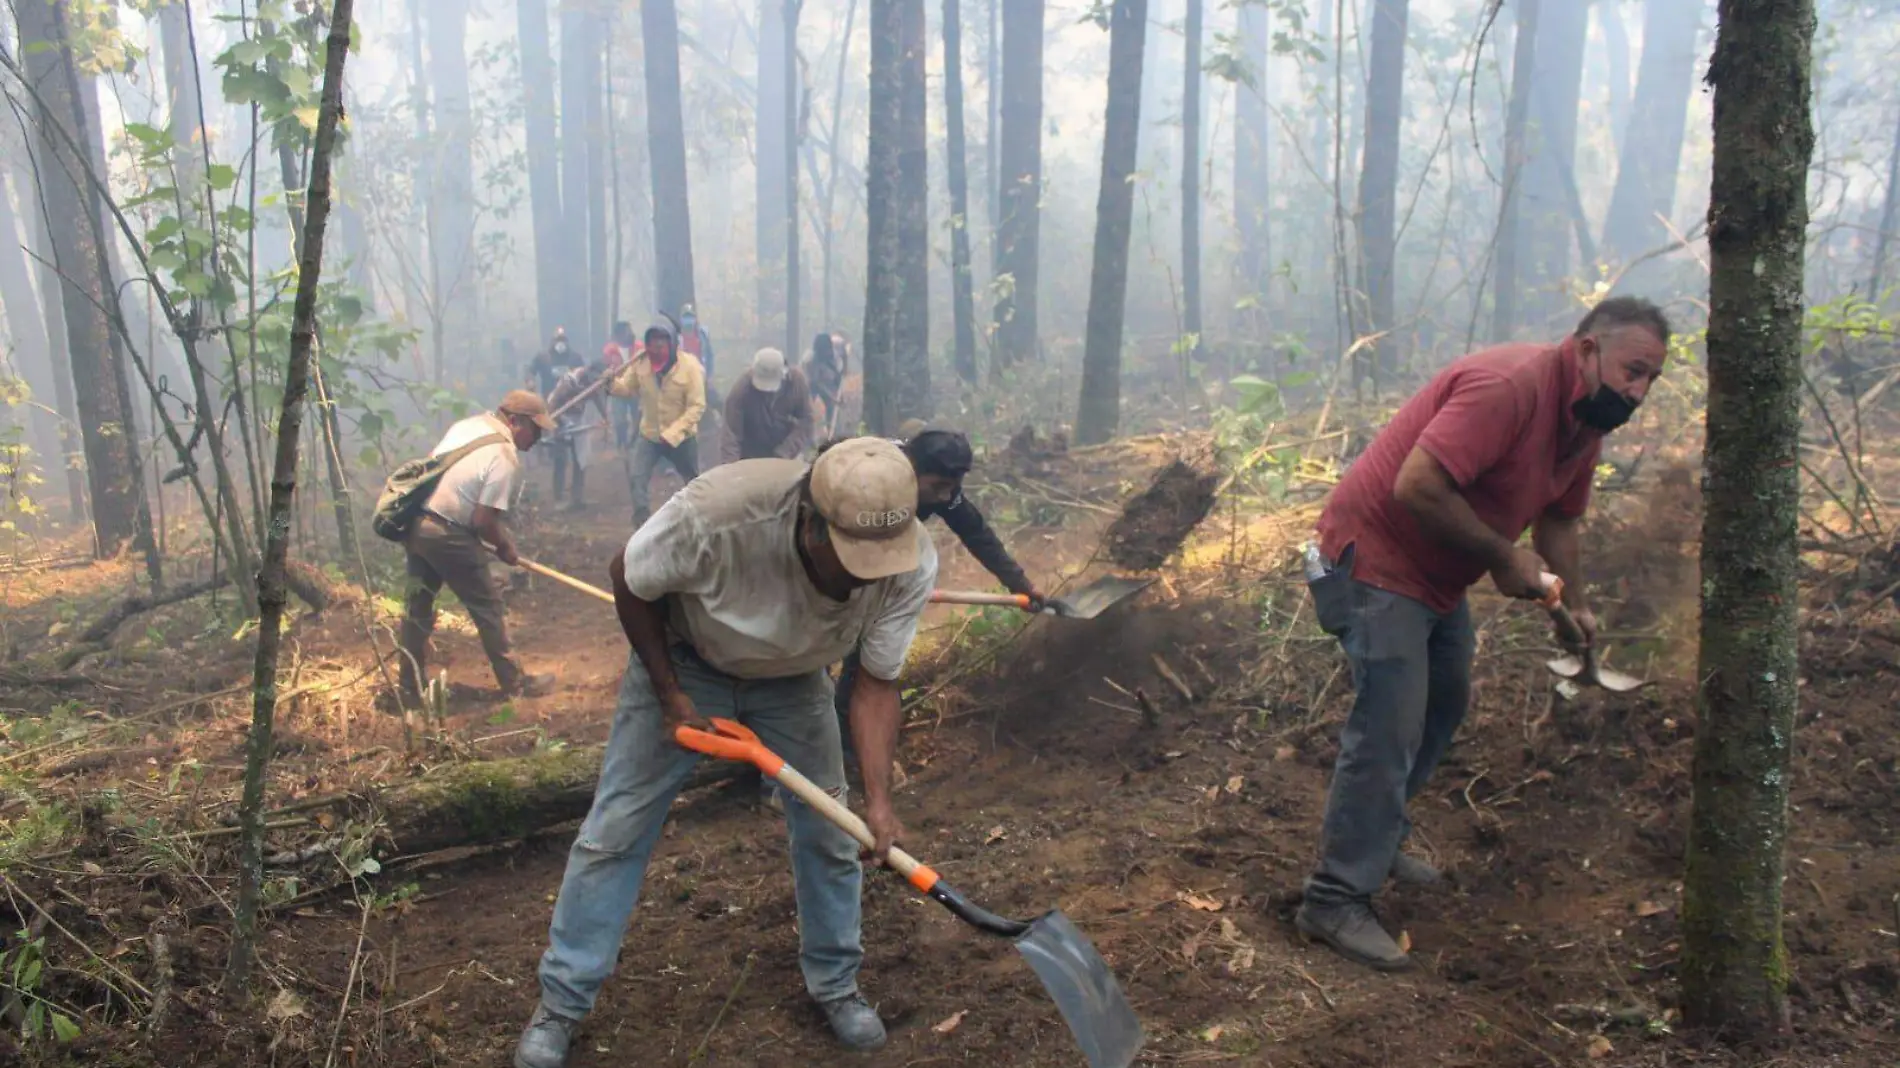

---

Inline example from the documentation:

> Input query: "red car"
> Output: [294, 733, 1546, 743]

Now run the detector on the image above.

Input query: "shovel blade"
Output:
[1012, 911, 1145, 1068]
[1051, 575, 1157, 620]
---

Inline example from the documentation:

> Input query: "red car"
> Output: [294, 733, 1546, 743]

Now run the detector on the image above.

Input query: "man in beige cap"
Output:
[398, 390, 557, 702]
[721, 347, 814, 463]
[513, 438, 936, 1068]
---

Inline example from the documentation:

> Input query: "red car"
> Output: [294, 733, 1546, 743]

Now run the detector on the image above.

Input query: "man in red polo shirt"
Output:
[1296, 297, 1670, 971]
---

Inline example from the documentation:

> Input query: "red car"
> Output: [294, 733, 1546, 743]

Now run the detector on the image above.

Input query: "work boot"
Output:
[820, 993, 887, 1051]
[1295, 900, 1412, 972]
[512, 1004, 580, 1068]
[1389, 851, 1444, 887]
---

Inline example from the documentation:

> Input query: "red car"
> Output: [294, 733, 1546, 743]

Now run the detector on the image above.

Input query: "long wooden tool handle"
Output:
[517, 557, 615, 604]
[1539, 571, 1589, 649]
[929, 590, 1032, 609]
[547, 374, 609, 421]
[773, 765, 937, 891]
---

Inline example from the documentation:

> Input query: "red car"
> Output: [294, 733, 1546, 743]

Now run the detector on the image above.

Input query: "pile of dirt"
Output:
[1102, 439, 1224, 570]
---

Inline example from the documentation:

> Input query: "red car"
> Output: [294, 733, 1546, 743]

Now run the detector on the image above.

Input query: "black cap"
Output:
[903, 429, 974, 478]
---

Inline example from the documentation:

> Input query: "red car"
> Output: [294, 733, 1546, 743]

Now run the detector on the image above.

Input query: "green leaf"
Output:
[147, 217, 182, 243]
[123, 121, 170, 149]
[26, 1000, 43, 1036]
[147, 248, 186, 273]
[51, 1011, 79, 1042]
[221, 66, 290, 107]
[1229, 374, 1284, 417]
[177, 270, 214, 298]
[225, 38, 270, 65]
[206, 162, 239, 190]
[332, 293, 364, 326]
[292, 105, 320, 132]
[356, 411, 382, 438]
[20, 957, 42, 988]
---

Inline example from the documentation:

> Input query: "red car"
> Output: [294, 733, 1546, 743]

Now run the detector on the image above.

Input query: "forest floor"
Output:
[3, 422, 1900, 1067]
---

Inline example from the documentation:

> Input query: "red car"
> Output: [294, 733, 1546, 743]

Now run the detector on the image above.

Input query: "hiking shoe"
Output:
[820, 993, 887, 1051]
[512, 1004, 580, 1068]
[1389, 852, 1444, 887]
[1295, 901, 1412, 972]
[511, 673, 557, 698]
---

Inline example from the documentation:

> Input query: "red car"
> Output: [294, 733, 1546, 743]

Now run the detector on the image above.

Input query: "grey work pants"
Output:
[1304, 546, 1475, 906]
[628, 436, 700, 525]
[398, 516, 523, 694]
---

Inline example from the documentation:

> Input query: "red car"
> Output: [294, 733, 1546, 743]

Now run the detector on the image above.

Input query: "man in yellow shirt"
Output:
[608, 320, 706, 527]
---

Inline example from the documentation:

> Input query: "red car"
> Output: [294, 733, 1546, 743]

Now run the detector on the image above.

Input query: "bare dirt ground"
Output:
[4, 433, 1900, 1068]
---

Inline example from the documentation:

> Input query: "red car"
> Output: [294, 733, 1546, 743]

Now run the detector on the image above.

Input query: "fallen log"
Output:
[54, 559, 346, 669]
[366, 748, 749, 856]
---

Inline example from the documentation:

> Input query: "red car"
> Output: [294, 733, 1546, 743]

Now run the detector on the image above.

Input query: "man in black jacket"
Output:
[829, 426, 1043, 767]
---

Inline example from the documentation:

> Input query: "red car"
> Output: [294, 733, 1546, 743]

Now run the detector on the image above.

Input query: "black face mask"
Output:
[1572, 385, 1637, 433]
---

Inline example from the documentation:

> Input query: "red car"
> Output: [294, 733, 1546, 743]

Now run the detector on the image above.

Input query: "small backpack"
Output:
[371, 432, 509, 542]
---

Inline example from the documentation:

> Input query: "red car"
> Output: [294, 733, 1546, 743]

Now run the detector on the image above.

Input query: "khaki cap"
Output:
[811, 437, 921, 580]
[499, 389, 557, 432]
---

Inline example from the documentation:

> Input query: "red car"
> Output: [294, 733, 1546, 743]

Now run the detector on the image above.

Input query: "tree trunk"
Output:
[1234, 0, 1270, 338]
[1680, 0, 1813, 1036]
[560, 5, 601, 343]
[643, 0, 698, 317]
[784, 0, 803, 361]
[230, 0, 355, 989]
[1181, 0, 1204, 361]
[1602, 0, 1703, 271]
[758, 0, 789, 349]
[0, 167, 66, 502]
[426, 0, 478, 355]
[985, 0, 999, 241]
[586, 8, 610, 354]
[1075, 0, 1147, 446]
[1599, 0, 1633, 153]
[943, 0, 978, 385]
[1356, 0, 1407, 380]
[1490, 0, 1539, 342]
[517, 0, 566, 344]
[820, 0, 859, 330]
[990, 0, 1043, 372]
[893, 0, 929, 420]
[863, 0, 903, 433]
[1868, 101, 1900, 297]
[17, 0, 153, 560]
[1518, 0, 1589, 324]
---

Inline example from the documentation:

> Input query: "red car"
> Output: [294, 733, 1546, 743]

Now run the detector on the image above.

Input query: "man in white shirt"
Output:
[398, 390, 558, 701]
[513, 438, 936, 1068]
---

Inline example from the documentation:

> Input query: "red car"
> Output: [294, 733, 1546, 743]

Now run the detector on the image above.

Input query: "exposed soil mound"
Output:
[1102, 440, 1223, 570]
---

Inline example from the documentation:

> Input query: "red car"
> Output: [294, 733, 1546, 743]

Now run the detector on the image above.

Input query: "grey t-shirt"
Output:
[621, 459, 937, 680]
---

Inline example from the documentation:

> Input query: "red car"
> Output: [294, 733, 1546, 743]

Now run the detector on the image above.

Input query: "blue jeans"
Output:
[628, 436, 700, 524]
[1303, 546, 1475, 906]
[536, 644, 864, 1019]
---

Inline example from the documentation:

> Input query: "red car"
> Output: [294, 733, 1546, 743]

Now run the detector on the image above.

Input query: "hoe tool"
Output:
[930, 574, 1155, 620]
[675, 718, 1145, 1068]
[1538, 574, 1649, 693]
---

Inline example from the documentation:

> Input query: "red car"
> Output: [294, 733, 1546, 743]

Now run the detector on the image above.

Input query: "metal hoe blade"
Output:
[1545, 650, 1649, 693]
[1011, 911, 1146, 1068]
[1049, 575, 1157, 620]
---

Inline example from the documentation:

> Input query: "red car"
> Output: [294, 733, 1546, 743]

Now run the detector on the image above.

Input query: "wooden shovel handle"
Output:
[516, 557, 615, 604]
[674, 718, 941, 893]
[929, 590, 1032, 610]
[1538, 572, 1589, 649]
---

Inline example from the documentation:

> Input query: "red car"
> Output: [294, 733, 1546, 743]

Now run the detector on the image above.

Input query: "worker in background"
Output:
[545, 361, 610, 510]
[608, 320, 706, 528]
[397, 390, 558, 702]
[828, 425, 1044, 772]
[1296, 296, 1669, 972]
[602, 321, 639, 449]
[526, 328, 581, 398]
[722, 347, 814, 463]
[511, 438, 937, 1067]
[804, 332, 846, 437]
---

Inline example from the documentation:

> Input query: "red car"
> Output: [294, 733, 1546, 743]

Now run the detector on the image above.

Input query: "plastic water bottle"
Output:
[1301, 541, 1328, 582]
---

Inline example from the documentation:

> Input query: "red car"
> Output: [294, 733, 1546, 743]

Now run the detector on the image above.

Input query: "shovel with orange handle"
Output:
[929, 575, 1155, 620]
[1537, 573, 1649, 693]
[673, 718, 1145, 1068]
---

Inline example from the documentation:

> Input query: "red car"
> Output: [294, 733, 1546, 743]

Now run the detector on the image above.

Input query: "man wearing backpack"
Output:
[397, 390, 559, 702]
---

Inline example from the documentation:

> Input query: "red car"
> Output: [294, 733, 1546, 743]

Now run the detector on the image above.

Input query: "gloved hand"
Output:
[1022, 588, 1048, 614]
